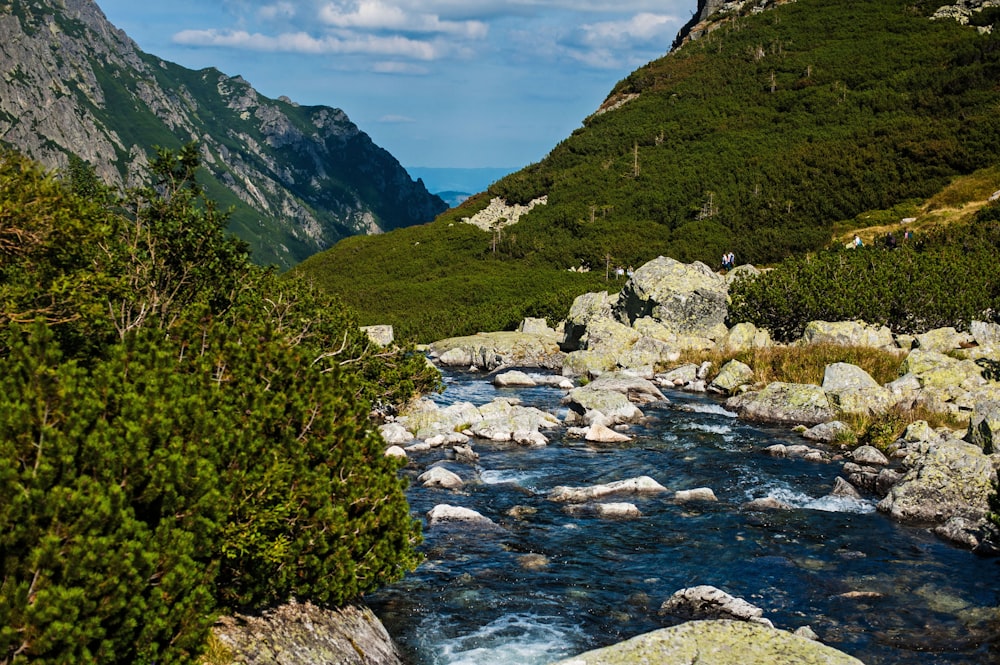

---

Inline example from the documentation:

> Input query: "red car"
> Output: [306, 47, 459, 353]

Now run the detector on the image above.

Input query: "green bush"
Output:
[0, 148, 428, 664]
[728, 219, 1000, 341]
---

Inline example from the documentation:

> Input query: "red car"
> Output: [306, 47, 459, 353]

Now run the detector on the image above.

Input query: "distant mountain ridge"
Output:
[0, 0, 446, 269]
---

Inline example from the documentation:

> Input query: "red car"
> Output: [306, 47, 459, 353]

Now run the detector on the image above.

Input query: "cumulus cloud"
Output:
[173, 28, 443, 59]
[319, 1, 488, 38]
[579, 12, 677, 47]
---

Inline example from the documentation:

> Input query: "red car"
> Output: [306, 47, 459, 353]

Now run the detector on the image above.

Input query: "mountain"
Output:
[294, 0, 1000, 343]
[0, 0, 446, 269]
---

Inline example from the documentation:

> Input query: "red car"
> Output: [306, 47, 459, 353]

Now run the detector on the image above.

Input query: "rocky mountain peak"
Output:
[0, 0, 446, 269]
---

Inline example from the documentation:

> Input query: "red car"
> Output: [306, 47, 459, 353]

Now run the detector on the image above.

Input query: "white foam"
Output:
[480, 469, 538, 487]
[681, 403, 738, 418]
[750, 485, 876, 515]
[682, 423, 733, 435]
[432, 613, 584, 665]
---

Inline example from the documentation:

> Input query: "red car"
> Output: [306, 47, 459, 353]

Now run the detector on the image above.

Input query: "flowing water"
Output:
[368, 368, 1000, 665]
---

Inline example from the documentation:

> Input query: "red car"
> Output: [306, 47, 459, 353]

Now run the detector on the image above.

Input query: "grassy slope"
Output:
[294, 0, 1000, 343]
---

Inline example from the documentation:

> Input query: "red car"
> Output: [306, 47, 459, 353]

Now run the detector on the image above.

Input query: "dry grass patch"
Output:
[677, 343, 905, 388]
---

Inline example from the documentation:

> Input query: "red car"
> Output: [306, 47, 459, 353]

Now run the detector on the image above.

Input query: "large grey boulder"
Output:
[726, 382, 836, 426]
[580, 317, 641, 352]
[213, 601, 406, 665]
[548, 620, 866, 665]
[426, 504, 499, 528]
[429, 331, 562, 370]
[583, 372, 668, 404]
[914, 326, 973, 353]
[900, 349, 986, 390]
[709, 359, 755, 395]
[800, 320, 895, 349]
[613, 256, 729, 337]
[877, 439, 996, 525]
[722, 322, 772, 352]
[822, 363, 893, 416]
[965, 396, 1000, 454]
[418, 466, 464, 489]
[562, 291, 618, 351]
[360, 324, 394, 347]
[547, 476, 668, 503]
[659, 586, 770, 626]
[971, 320, 1000, 352]
[563, 387, 644, 425]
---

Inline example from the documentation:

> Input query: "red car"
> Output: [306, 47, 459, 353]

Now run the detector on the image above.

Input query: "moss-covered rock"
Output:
[548, 620, 865, 665]
[726, 382, 836, 426]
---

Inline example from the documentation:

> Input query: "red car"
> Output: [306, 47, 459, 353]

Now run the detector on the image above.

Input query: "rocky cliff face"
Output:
[0, 0, 446, 269]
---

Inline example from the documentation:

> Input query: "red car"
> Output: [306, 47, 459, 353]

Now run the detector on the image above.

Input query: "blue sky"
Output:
[95, 1, 697, 171]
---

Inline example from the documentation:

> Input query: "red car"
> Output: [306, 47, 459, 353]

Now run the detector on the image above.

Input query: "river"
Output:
[367, 367, 1000, 665]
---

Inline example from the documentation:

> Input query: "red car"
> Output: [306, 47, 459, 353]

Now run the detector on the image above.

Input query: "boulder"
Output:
[547, 476, 668, 503]
[900, 349, 986, 390]
[617, 335, 680, 370]
[726, 382, 836, 426]
[659, 586, 771, 626]
[426, 504, 498, 528]
[561, 349, 619, 378]
[379, 422, 413, 445]
[725, 262, 761, 285]
[657, 364, 699, 387]
[613, 256, 729, 337]
[877, 439, 996, 525]
[971, 320, 1000, 352]
[964, 396, 1000, 454]
[933, 516, 985, 550]
[709, 359, 755, 395]
[563, 387, 644, 425]
[396, 399, 482, 440]
[384, 446, 407, 460]
[802, 421, 852, 444]
[800, 320, 895, 349]
[429, 331, 562, 370]
[831, 476, 863, 500]
[418, 466, 464, 489]
[580, 317, 642, 352]
[722, 322, 772, 352]
[518, 317, 557, 336]
[850, 445, 889, 466]
[562, 291, 618, 351]
[213, 601, 406, 665]
[360, 324, 394, 347]
[914, 326, 972, 353]
[492, 370, 537, 387]
[821, 363, 894, 416]
[585, 423, 632, 443]
[674, 487, 718, 502]
[583, 372, 668, 404]
[549, 620, 865, 665]
[564, 502, 643, 519]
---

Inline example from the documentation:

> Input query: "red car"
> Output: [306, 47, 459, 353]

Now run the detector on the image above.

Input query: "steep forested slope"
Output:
[297, 0, 1000, 342]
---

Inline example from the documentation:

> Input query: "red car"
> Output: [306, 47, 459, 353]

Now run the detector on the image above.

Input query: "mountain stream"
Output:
[368, 368, 1000, 665]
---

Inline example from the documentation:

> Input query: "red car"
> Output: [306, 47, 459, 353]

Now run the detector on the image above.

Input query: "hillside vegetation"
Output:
[296, 0, 1000, 342]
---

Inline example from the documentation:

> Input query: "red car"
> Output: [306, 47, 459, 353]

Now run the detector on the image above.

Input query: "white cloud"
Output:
[318, 1, 488, 38]
[173, 28, 443, 59]
[579, 12, 676, 47]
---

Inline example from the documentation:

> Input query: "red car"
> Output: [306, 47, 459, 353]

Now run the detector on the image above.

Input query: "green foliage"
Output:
[0, 148, 428, 664]
[728, 215, 1000, 341]
[300, 0, 1000, 341]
